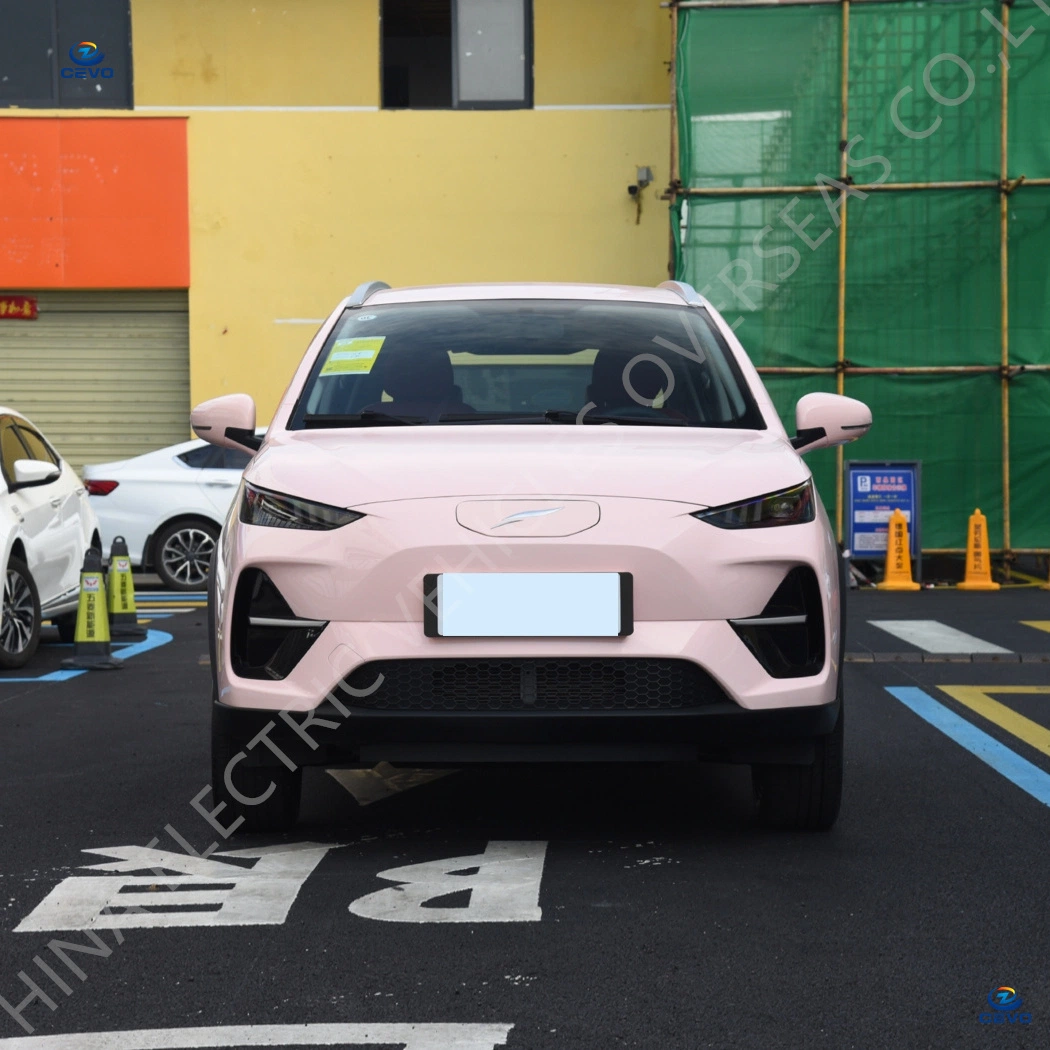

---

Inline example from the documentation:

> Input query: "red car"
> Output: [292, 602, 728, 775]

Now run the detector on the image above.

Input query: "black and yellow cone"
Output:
[61, 548, 124, 670]
[107, 536, 147, 639]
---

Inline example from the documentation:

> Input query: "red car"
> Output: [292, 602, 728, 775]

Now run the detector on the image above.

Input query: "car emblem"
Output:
[491, 506, 564, 529]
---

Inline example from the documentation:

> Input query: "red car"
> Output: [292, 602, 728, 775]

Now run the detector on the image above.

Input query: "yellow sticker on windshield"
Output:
[320, 337, 385, 375]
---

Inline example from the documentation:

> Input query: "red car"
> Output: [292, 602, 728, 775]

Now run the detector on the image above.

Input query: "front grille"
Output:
[341, 658, 728, 712]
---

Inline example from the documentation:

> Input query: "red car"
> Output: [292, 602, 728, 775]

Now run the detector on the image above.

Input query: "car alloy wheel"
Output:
[0, 559, 42, 669]
[1, 569, 35, 654]
[159, 525, 217, 589]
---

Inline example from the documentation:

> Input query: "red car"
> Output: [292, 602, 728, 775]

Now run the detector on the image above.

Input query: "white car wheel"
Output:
[0, 559, 42, 670]
[155, 522, 219, 591]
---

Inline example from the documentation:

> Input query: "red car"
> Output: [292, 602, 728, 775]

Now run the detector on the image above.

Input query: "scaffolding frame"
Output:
[665, 0, 1050, 559]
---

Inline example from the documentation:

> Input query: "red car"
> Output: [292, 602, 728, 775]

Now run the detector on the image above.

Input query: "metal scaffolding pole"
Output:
[667, 0, 680, 277]
[834, 0, 850, 543]
[999, 0, 1012, 560]
[677, 181, 1002, 195]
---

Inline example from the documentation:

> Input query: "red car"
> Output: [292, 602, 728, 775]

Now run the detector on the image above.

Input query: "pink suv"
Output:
[192, 281, 871, 833]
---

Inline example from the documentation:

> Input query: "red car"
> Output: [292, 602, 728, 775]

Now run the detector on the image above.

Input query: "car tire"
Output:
[752, 702, 843, 831]
[211, 706, 302, 833]
[54, 613, 77, 644]
[154, 520, 220, 591]
[0, 558, 42, 670]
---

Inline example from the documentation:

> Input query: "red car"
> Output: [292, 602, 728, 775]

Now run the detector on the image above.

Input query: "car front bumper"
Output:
[214, 693, 841, 768]
[211, 493, 844, 729]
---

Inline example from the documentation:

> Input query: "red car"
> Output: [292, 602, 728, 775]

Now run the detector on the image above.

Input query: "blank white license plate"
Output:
[423, 572, 632, 638]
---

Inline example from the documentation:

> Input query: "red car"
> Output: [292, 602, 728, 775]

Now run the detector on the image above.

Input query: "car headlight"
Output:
[239, 482, 364, 530]
[692, 481, 815, 529]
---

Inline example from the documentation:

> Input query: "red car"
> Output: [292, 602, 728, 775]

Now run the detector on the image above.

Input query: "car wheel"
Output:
[155, 521, 219, 591]
[0, 558, 42, 670]
[211, 707, 302, 833]
[752, 703, 843, 831]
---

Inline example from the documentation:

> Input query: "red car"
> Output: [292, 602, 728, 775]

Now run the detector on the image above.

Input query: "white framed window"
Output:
[382, 0, 533, 110]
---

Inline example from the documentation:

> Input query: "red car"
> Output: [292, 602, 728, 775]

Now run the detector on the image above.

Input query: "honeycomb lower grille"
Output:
[341, 659, 728, 712]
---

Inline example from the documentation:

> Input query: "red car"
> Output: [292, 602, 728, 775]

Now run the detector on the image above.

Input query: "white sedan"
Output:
[83, 438, 254, 590]
[1, 407, 100, 668]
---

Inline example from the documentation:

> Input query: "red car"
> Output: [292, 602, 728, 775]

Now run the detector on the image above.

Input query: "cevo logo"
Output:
[62, 40, 115, 80]
[978, 986, 1031, 1025]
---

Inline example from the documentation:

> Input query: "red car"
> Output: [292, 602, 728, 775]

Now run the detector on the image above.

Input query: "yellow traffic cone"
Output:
[957, 508, 1000, 591]
[61, 548, 124, 670]
[107, 535, 147, 639]
[877, 508, 920, 591]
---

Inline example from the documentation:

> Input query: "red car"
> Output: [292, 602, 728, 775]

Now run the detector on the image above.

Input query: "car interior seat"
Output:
[361, 351, 473, 421]
[587, 349, 690, 420]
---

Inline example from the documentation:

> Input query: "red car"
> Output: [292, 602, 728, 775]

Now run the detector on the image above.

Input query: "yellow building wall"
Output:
[131, 0, 673, 421]
[132, 0, 381, 106]
[535, 1, 672, 105]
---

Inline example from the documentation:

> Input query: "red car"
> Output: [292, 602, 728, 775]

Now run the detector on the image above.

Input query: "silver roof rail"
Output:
[347, 280, 390, 307]
[658, 280, 705, 307]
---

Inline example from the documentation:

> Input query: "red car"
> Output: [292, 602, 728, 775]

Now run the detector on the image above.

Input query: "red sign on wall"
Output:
[0, 296, 38, 320]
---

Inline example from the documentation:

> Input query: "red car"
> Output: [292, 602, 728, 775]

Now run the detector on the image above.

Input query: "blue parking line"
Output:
[0, 629, 173, 683]
[886, 686, 1050, 808]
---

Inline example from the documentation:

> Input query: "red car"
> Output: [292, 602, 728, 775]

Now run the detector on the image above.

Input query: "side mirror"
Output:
[12, 459, 62, 490]
[792, 392, 872, 454]
[191, 394, 262, 453]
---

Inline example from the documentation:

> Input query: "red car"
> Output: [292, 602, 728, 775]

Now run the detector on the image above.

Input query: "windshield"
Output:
[288, 300, 766, 430]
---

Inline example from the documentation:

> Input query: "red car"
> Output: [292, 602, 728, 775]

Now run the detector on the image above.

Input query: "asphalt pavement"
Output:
[0, 588, 1048, 1049]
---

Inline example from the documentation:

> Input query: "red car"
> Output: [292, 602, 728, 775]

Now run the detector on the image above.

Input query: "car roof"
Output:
[364, 283, 688, 307]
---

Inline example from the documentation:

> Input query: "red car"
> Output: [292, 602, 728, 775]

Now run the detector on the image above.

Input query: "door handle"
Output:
[50, 497, 63, 508]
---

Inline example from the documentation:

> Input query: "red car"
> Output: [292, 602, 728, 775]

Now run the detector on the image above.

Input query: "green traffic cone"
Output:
[61, 548, 123, 670]
[107, 536, 147, 639]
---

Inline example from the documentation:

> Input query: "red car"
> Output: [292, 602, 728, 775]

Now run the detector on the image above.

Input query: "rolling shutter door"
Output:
[0, 291, 189, 472]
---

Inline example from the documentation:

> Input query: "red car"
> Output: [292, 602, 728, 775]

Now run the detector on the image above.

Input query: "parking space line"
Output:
[0, 631, 172, 684]
[936, 686, 1050, 759]
[886, 687, 1050, 808]
[0, 1022, 514, 1049]
[869, 620, 1011, 653]
[1022, 620, 1050, 635]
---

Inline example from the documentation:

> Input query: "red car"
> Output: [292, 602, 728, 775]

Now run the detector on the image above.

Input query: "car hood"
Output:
[247, 426, 807, 510]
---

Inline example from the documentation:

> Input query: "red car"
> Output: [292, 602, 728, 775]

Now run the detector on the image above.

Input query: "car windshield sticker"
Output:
[320, 337, 385, 376]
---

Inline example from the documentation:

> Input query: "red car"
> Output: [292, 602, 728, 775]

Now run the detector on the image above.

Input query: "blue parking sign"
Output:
[845, 461, 921, 575]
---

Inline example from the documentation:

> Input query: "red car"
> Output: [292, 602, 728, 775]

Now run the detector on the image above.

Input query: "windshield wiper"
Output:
[437, 410, 689, 426]
[541, 410, 689, 427]
[438, 411, 549, 424]
[302, 410, 428, 428]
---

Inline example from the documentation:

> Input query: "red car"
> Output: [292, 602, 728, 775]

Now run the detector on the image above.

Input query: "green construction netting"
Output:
[1009, 188, 1050, 367]
[1012, 1, 1050, 175]
[676, 2, 1050, 551]
[845, 190, 1001, 367]
[674, 194, 838, 367]
[676, 6, 841, 188]
[848, 1, 1001, 184]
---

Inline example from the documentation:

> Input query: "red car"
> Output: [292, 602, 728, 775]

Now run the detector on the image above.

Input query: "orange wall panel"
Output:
[0, 118, 188, 288]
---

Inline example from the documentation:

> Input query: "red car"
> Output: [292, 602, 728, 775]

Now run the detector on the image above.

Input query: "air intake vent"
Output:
[341, 658, 730, 712]
[729, 567, 825, 678]
[230, 569, 327, 680]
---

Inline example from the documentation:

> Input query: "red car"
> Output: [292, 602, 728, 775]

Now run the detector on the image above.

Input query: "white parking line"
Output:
[868, 620, 1011, 654]
[349, 841, 547, 924]
[0, 1023, 513, 1049]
